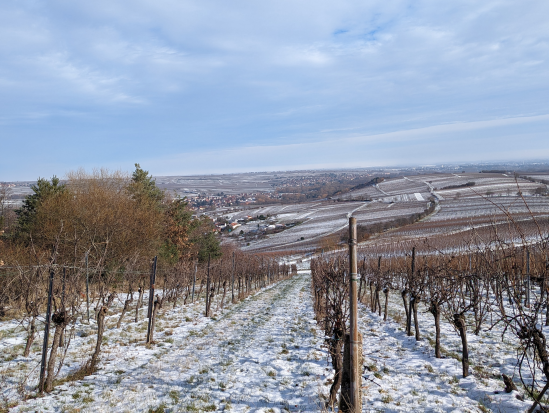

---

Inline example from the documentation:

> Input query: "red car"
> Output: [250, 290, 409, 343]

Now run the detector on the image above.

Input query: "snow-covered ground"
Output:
[2, 272, 331, 412]
[0, 264, 538, 412]
[357, 297, 530, 412]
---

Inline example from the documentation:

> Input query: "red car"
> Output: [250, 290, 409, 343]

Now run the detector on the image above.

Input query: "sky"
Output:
[1, 0, 549, 181]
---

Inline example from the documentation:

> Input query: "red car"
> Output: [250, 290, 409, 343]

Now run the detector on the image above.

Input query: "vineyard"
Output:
[221, 201, 433, 252]
[312, 212, 549, 412]
[212, 172, 549, 253]
[1, 169, 549, 412]
[0, 252, 301, 411]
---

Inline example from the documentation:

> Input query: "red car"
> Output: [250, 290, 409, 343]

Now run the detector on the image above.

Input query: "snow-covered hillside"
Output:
[0, 266, 536, 412]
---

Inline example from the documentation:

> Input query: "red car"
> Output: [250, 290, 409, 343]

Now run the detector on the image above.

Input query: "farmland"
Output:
[2, 266, 335, 412]
[215, 172, 549, 253]
[2, 168, 549, 412]
[311, 248, 547, 413]
[2, 255, 537, 413]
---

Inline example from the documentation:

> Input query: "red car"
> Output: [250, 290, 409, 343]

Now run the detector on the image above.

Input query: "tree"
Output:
[159, 197, 193, 264]
[190, 216, 222, 262]
[127, 164, 163, 207]
[15, 169, 163, 273]
[534, 186, 548, 196]
[15, 177, 66, 237]
[0, 183, 13, 231]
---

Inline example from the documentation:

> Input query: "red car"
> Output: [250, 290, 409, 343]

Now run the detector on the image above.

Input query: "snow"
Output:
[3, 273, 332, 412]
[356, 299, 529, 412]
[0, 262, 539, 412]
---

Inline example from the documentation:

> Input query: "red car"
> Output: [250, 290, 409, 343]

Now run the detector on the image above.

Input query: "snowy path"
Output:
[12, 273, 330, 413]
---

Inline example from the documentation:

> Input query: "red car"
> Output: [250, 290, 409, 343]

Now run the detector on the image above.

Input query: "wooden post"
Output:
[340, 332, 363, 412]
[539, 253, 549, 331]
[150, 297, 160, 343]
[383, 287, 389, 321]
[59, 267, 66, 345]
[205, 254, 211, 317]
[146, 256, 157, 344]
[526, 249, 531, 307]
[39, 269, 54, 393]
[231, 251, 235, 303]
[406, 248, 416, 336]
[344, 217, 361, 410]
[406, 294, 413, 335]
[542, 254, 547, 303]
[411, 247, 416, 277]
[135, 287, 143, 323]
[85, 252, 90, 323]
[191, 261, 197, 303]
[62, 267, 66, 310]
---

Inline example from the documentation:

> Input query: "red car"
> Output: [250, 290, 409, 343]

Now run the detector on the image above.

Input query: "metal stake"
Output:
[85, 252, 90, 323]
[191, 261, 197, 303]
[526, 249, 531, 308]
[205, 254, 211, 317]
[146, 256, 157, 344]
[231, 251, 235, 303]
[39, 269, 54, 393]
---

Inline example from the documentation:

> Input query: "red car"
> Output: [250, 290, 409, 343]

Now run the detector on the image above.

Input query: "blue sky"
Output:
[1, 0, 549, 180]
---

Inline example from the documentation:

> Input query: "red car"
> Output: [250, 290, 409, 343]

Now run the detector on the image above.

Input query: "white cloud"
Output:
[1, 0, 549, 179]
[145, 114, 549, 176]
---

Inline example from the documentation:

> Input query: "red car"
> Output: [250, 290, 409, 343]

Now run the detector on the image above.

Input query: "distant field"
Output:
[4, 171, 548, 253]
[524, 173, 549, 182]
[358, 196, 549, 255]
[155, 173, 277, 195]
[155, 169, 382, 196]
[217, 172, 549, 252]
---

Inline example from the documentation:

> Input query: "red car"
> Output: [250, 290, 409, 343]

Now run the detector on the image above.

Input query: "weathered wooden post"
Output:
[539, 253, 549, 330]
[191, 260, 197, 303]
[149, 296, 161, 343]
[39, 269, 54, 393]
[205, 254, 211, 317]
[62, 267, 66, 309]
[340, 217, 361, 411]
[59, 267, 67, 345]
[406, 248, 416, 336]
[85, 252, 90, 323]
[146, 256, 157, 344]
[526, 249, 531, 307]
[231, 251, 236, 303]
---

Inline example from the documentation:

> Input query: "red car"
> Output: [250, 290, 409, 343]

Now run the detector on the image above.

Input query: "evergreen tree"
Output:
[15, 176, 66, 235]
[190, 216, 222, 262]
[127, 163, 163, 207]
[159, 197, 193, 264]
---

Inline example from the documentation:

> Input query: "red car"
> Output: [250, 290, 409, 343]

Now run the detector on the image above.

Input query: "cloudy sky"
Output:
[1, 0, 548, 180]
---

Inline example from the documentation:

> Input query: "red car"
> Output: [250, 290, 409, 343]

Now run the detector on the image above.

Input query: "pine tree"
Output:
[15, 176, 66, 236]
[127, 164, 163, 207]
